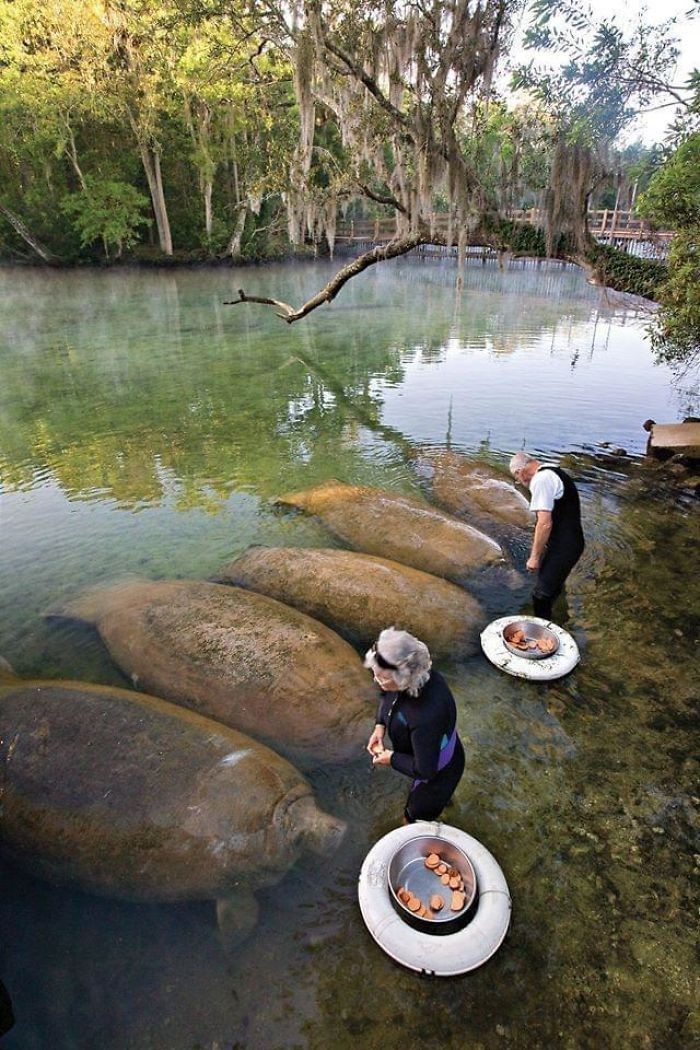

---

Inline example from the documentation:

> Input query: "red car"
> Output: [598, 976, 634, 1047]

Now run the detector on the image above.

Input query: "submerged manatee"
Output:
[276, 482, 504, 583]
[0, 670, 345, 940]
[216, 546, 484, 658]
[415, 451, 531, 529]
[50, 579, 375, 767]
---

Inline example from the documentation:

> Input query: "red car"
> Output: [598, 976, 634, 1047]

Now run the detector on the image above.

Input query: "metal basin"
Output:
[502, 620, 560, 660]
[387, 835, 478, 935]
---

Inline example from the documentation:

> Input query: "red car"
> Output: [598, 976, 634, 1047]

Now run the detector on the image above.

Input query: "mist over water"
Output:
[0, 259, 697, 1049]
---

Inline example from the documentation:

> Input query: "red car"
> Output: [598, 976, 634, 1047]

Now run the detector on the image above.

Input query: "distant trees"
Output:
[0, 0, 297, 261]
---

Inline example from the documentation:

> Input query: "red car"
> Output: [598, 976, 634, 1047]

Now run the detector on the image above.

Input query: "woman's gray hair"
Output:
[364, 627, 432, 697]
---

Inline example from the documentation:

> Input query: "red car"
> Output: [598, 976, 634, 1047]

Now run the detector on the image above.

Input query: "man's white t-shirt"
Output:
[528, 466, 564, 513]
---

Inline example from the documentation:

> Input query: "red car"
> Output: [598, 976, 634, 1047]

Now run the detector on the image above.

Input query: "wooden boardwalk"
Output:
[336, 209, 672, 257]
[646, 422, 700, 459]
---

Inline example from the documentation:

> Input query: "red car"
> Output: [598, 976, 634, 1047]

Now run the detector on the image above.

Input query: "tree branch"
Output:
[0, 201, 57, 263]
[357, 183, 407, 214]
[223, 226, 510, 324]
[223, 289, 296, 319]
[317, 31, 413, 135]
[224, 234, 431, 322]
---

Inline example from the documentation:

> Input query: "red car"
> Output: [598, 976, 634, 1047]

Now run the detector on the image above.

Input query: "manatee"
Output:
[0, 668, 345, 942]
[215, 546, 484, 658]
[49, 579, 375, 767]
[276, 481, 504, 583]
[415, 451, 531, 529]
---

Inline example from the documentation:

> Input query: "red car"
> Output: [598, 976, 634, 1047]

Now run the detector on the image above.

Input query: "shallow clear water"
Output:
[0, 259, 698, 1049]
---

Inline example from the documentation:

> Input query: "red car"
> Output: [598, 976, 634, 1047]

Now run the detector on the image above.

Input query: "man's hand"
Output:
[372, 748, 393, 767]
[366, 725, 385, 755]
[526, 554, 540, 572]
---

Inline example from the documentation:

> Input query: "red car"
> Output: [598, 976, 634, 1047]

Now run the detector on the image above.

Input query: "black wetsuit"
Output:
[376, 669, 465, 822]
[533, 466, 585, 619]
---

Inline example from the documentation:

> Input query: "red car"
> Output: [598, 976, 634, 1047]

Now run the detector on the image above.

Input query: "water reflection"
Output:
[1, 260, 686, 509]
[0, 260, 697, 1049]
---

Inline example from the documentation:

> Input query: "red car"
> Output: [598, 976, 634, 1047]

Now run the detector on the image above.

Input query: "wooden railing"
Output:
[335, 209, 672, 245]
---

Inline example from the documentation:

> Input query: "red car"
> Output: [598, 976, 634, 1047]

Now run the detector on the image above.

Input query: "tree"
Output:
[512, 0, 690, 257]
[61, 178, 150, 258]
[224, 0, 695, 322]
[225, 0, 520, 321]
[637, 134, 700, 365]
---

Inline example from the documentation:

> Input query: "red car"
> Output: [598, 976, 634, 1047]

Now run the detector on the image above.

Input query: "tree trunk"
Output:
[183, 97, 215, 242]
[0, 202, 56, 262]
[204, 180, 213, 239]
[226, 205, 247, 257]
[139, 144, 173, 256]
[65, 122, 87, 191]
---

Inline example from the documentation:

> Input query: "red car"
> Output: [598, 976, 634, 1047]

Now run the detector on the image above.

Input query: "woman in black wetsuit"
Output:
[365, 627, 465, 824]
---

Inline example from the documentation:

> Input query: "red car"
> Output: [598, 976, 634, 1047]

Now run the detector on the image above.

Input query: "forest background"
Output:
[0, 0, 698, 362]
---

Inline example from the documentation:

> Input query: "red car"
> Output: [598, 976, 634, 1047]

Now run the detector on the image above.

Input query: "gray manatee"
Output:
[0, 668, 345, 941]
[215, 546, 484, 658]
[276, 481, 503, 583]
[49, 578, 375, 767]
[415, 451, 531, 530]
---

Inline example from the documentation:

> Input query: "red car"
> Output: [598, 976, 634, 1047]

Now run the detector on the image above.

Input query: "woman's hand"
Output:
[372, 748, 393, 767]
[366, 725, 385, 755]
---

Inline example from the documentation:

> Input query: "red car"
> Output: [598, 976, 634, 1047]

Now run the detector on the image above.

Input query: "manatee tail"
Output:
[274, 479, 346, 511]
[274, 488, 312, 510]
[210, 544, 266, 584]
[215, 890, 260, 951]
[44, 578, 147, 625]
[44, 584, 109, 625]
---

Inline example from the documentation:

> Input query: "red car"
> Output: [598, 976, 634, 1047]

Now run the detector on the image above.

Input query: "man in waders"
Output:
[509, 452, 585, 621]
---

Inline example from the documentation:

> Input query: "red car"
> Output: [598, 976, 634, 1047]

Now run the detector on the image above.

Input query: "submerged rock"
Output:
[0, 670, 345, 939]
[49, 579, 375, 767]
[215, 546, 485, 658]
[414, 451, 531, 530]
[276, 481, 504, 583]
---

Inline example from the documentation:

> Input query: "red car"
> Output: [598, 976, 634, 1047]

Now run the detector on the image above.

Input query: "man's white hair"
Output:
[509, 451, 535, 476]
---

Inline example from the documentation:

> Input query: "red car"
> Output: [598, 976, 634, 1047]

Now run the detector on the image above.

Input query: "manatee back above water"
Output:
[0, 678, 345, 905]
[50, 579, 374, 767]
[276, 482, 504, 582]
[216, 546, 484, 658]
[415, 452, 532, 530]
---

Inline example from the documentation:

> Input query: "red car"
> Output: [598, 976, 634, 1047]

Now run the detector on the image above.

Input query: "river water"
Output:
[0, 259, 697, 1049]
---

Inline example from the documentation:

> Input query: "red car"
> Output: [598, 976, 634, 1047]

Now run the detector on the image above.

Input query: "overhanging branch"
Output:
[223, 227, 510, 324]
[224, 233, 430, 322]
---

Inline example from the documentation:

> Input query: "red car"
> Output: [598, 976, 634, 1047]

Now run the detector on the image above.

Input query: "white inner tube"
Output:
[358, 822, 511, 976]
[480, 615, 580, 681]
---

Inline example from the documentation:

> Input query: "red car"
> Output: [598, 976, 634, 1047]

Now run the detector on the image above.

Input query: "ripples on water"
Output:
[0, 260, 697, 1049]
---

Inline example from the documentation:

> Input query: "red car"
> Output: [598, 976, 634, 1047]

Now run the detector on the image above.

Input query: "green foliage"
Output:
[636, 134, 700, 364]
[0, 0, 298, 263]
[648, 230, 700, 365]
[587, 243, 667, 301]
[61, 179, 150, 257]
[637, 135, 700, 230]
[487, 219, 547, 256]
[515, 0, 685, 141]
